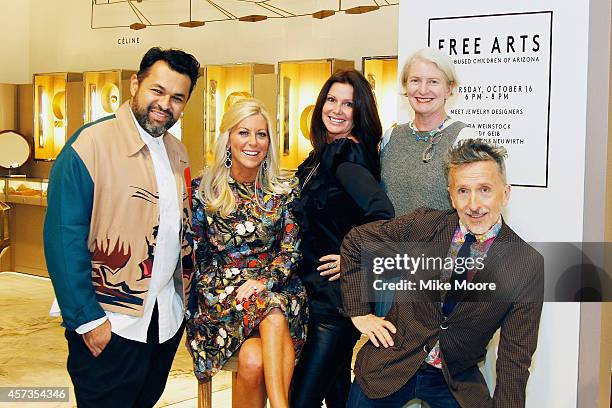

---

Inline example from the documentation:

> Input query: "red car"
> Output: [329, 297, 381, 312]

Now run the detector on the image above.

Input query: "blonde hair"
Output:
[400, 47, 459, 93]
[198, 98, 293, 218]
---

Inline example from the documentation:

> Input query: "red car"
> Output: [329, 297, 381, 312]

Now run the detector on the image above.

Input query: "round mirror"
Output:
[0, 130, 31, 169]
[101, 83, 120, 113]
[300, 104, 315, 139]
[52, 91, 66, 120]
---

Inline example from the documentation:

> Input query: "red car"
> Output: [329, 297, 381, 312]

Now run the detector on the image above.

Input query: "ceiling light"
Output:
[179, 20, 205, 28]
[345, 5, 379, 15]
[239, 15, 267, 22]
[312, 10, 335, 19]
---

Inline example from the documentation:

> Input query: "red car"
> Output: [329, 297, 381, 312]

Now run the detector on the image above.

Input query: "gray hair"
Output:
[444, 138, 508, 184]
[400, 47, 459, 92]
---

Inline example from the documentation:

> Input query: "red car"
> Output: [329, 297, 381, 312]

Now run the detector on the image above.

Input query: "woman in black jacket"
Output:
[290, 70, 395, 408]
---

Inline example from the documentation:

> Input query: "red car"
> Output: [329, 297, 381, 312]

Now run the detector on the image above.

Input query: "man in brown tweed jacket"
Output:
[341, 139, 544, 408]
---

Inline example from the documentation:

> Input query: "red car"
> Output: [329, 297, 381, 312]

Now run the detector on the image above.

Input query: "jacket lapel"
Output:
[451, 218, 517, 313]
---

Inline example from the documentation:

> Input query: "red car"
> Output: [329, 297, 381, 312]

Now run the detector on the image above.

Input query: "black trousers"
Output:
[290, 313, 361, 408]
[65, 304, 184, 408]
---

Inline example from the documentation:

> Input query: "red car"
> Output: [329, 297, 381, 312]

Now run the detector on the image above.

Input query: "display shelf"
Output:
[3, 178, 48, 206]
[204, 63, 276, 165]
[41, 179, 48, 206]
[362, 56, 398, 133]
[277, 59, 354, 170]
[33, 72, 84, 161]
[84, 69, 135, 123]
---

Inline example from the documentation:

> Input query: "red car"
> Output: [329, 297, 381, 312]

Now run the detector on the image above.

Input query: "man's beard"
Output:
[132, 97, 177, 138]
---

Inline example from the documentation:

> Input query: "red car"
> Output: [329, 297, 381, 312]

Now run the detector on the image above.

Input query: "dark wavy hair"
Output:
[137, 47, 201, 96]
[310, 69, 382, 166]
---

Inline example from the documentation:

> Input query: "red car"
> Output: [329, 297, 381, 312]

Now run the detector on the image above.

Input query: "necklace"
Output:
[409, 117, 450, 142]
[410, 117, 452, 163]
[302, 162, 320, 189]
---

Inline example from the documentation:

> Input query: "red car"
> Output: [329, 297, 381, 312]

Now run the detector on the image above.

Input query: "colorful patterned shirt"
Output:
[425, 218, 502, 368]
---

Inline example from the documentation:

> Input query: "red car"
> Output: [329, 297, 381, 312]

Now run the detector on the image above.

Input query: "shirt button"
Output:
[440, 322, 449, 330]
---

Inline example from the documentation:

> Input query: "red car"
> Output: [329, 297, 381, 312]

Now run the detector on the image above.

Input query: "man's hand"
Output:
[82, 319, 112, 357]
[350, 314, 397, 348]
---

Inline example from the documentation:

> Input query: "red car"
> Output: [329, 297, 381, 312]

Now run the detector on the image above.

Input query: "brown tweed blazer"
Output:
[340, 208, 544, 408]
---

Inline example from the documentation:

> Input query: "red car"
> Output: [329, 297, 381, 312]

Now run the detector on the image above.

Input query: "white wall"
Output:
[1, 0, 30, 83]
[397, 1, 609, 407]
[2, 0, 398, 80]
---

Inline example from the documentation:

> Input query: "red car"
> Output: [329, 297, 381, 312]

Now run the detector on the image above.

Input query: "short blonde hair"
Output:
[198, 98, 293, 218]
[400, 47, 459, 93]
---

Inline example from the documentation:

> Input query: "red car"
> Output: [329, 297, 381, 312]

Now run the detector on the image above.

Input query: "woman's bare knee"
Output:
[237, 345, 264, 386]
[261, 308, 289, 331]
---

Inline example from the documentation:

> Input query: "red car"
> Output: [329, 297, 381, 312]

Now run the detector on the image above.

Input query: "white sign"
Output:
[429, 11, 552, 187]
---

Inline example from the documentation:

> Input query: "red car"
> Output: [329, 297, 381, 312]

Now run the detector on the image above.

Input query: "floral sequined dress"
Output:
[186, 177, 308, 381]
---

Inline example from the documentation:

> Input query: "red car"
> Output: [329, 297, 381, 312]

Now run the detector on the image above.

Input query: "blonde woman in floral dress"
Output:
[186, 99, 307, 408]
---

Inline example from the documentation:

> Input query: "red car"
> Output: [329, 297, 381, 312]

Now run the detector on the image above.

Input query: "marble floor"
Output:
[0, 271, 414, 408]
[0, 271, 231, 408]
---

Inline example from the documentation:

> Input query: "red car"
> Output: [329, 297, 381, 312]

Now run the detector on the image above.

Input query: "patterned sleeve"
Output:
[258, 185, 301, 291]
[191, 178, 213, 267]
[187, 178, 212, 315]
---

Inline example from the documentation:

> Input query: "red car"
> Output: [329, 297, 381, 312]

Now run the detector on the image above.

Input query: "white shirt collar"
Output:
[129, 107, 164, 147]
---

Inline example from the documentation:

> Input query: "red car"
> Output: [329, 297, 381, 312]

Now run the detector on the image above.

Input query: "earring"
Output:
[224, 147, 232, 168]
[262, 157, 268, 171]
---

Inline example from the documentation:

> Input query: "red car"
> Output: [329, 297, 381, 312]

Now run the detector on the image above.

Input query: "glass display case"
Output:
[204, 63, 276, 165]
[3, 178, 49, 206]
[180, 68, 205, 174]
[34, 72, 84, 161]
[362, 56, 399, 133]
[84, 69, 135, 123]
[277, 59, 354, 170]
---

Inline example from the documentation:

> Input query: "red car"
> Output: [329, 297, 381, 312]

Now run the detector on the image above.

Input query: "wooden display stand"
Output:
[5, 202, 47, 277]
[0, 83, 48, 276]
[277, 59, 355, 170]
